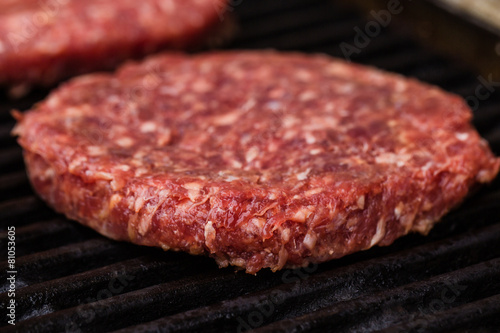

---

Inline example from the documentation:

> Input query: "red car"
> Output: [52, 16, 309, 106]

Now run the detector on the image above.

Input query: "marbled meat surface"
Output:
[0, 0, 225, 91]
[13, 51, 500, 273]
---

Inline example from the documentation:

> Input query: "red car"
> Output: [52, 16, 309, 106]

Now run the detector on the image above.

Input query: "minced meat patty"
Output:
[0, 0, 226, 92]
[13, 51, 500, 273]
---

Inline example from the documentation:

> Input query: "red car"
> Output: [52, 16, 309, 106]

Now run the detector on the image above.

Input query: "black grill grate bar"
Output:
[406, 64, 475, 88]
[485, 124, 500, 153]
[0, 170, 29, 201]
[0, 170, 28, 191]
[0, 89, 48, 118]
[443, 80, 482, 99]
[0, 121, 15, 143]
[0, 146, 23, 173]
[473, 103, 500, 134]
[379, 293, 500, 333]
[0, 196, 53, 230]
[1, 1, 500, 331]
[234, 4, 350, 43]
[334, 33, 419, 61]
[255, 258, 500, 333]
[235, 0, 335, 21]
[112, 223, 500, 333]
[3, 255, 215, 324]
[230, 17, 366, 50]
[361, 48, 436, 73]
[4, 270, 286, 333]
[0, 239, 140, 289]
[0, 218, 95, 257]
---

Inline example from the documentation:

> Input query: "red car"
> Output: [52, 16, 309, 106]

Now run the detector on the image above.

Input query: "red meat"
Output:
[13, 51, 500, 273]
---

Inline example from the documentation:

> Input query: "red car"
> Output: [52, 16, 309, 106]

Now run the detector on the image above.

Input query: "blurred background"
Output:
[345, 0, 500, 82]
[1, 1, 500, 332]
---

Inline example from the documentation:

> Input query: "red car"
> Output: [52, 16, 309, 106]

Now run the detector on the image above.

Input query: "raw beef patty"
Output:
[0, 0, 226, 91]
[13, 51, 500, 273]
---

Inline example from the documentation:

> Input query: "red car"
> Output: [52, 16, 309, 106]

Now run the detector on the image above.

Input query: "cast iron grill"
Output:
[1, 1, 500, 332]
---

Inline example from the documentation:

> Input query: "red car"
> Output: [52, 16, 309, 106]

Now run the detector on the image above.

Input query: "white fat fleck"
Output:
[245, 146, 259, 163]
[305, 188, 322, 197]
[86, 146, 107, 156]
[266, 101, 282, 111]
[310, 148, 322, 155]
[394, 202, 404, 218]
[283, 130, 297, 140]
[93, 171, 113, 180]
[421, 161, 433, 172]
[291, 207, 312, 222]
[160, 243, 171, 251]
[160, 85, 182, 96]
[116, 137, 134, 148]
[303, 117, 338, 131]
[157, 129, 172, 146]
[338, 83, 355, 94]
[213, 111, 240, 126]
[395, 81, 407, 92]
[107, 95, 121, 104]
[326, 63, 349, 76]
[137, 218, 151, 236]
[64, 107, 86, 117]
[357, 195, 365, 209]
[476, 169, 493, 183]
[224, 175, 240, 182]
[414, 218, 433, 234]
[204, 221, 216, 244]
[116, 165, 131, 172]
[295, 69, 312, 81]
[299, 91, 317, 102]
[370, 218, 386, 246]
[375, 152, 411, 166]
[282, 116, 298, 128]
[304, 132, 316, 144]
[303, 232, 317, 250]
[455, 132, 469, 141]
[109, 194, 122, 209]
[387, 120, 397, 127]
[249, 217, 265, 232]
[241, 98, 256, 111]
[140, 121, 157, 133]
[281, 228, 291, 243]
[192, 79, 212, 93]
[184, 182, 203, 202]
[231, 160, 243, 169]
[339, 109, 350, 117]
[43, 167, 55, 180]
[296, 168, 311, 181]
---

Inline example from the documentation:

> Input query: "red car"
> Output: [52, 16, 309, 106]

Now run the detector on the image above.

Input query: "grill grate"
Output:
[1, 1, 500, 332]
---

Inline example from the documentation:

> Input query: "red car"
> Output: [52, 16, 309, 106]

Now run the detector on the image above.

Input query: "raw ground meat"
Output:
[13, 51, 500, 273]
[0, 0, 227, 94]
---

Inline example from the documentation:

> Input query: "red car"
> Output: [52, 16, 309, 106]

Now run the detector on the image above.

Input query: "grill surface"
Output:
[1, 1, 500, 332]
